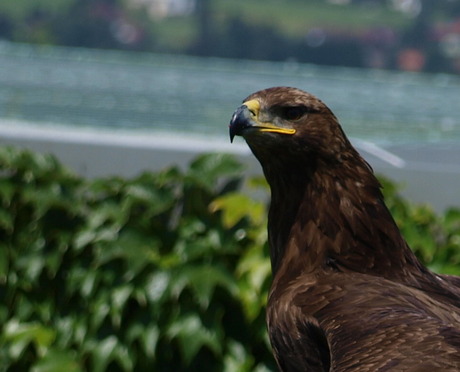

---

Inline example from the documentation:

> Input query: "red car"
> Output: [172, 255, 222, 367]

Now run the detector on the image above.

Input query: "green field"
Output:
[0, 0, 409, 51]
[214, 0, 408, 36]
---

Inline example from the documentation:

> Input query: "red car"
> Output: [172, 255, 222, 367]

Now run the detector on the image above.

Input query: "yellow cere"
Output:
[243, 99, 261, 116]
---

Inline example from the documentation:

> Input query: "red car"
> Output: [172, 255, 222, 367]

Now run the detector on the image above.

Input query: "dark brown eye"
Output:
[277, 106, 309, 121]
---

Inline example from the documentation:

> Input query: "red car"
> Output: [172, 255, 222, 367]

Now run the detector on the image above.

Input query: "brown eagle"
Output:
[229, 87, 460, 371]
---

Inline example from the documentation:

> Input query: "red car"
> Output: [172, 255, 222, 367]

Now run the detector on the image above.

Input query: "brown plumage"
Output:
[229, 87, 460, 371]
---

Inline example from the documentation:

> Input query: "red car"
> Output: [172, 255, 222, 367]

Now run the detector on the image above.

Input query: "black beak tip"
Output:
[229, 105, 248, 143]
[229, 125, 235, 143]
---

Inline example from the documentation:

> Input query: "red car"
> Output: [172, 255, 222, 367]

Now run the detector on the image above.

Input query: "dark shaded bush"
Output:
[0, 147, 459, 371]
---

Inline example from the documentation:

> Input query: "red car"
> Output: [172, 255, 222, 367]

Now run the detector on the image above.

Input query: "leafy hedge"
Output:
[0, 147, 459, 371]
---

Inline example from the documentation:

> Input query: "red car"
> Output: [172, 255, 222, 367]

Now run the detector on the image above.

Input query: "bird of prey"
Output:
[229, 87, 460, 372]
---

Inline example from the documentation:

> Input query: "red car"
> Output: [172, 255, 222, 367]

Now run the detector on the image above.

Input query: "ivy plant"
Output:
[0, 146, 458, 371]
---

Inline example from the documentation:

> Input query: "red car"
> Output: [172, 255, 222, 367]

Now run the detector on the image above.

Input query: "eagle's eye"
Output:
[276, 106, 308, 121]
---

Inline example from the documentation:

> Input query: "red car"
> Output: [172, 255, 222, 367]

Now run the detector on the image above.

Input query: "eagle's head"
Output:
[229, 86, 351, 169]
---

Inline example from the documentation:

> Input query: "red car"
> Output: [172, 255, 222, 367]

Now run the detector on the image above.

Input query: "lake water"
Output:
[0, 42, 459, 145]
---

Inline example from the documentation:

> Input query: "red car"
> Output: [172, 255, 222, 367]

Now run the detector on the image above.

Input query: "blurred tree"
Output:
[193, 0, 213, 55]
[211, 16, 294, 61]
[0, 14, 13, 40]
[0, 0, 460, 72]
[397, 0, 451, 72]
[53, 0, 121, 49]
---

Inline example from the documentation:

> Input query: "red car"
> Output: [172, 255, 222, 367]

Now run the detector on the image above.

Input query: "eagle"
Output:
[228, 87, 460, 371]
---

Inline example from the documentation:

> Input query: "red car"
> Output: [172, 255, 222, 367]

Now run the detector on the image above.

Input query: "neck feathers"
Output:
[265, 150, 422, 283]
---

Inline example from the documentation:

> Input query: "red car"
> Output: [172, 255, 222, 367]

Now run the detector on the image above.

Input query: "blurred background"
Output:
[2, 0, 460, 72]
[0, 0, 459, 207]
[2, 2, 460, 371]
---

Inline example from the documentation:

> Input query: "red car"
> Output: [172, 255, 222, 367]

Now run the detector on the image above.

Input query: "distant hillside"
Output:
[0, 0, 459, 73]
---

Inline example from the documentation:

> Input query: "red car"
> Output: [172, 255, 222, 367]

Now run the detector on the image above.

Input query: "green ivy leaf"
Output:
[223, 340, 254, 372]
[145, 271, 171, 303]
[87, 336, 132, 372]
[142, 324, 160, 359]
[186, 153, 244, 191]
[31, 349, 83, 372]
[167, 314, 222, 365]
[170, 265, 238, 309]
[210, 192, 265, 228]
[3, 320, 56, 359]
[443, 208, 460, 232]
[236, 245, 271, 321]
[110, 285, 134, 328]
[124, 183, 176, 217]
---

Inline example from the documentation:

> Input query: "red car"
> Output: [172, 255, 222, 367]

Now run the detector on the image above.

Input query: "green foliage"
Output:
[0, 147, 459, 371]
[0, 148, 274, 371]
[380, 176, 460, 275]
